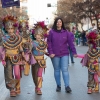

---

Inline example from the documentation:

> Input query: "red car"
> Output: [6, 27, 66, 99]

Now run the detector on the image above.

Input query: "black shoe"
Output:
[65, 86, 72, 93]
[56, 85, 61, 92]
[71, 62, 75, 64]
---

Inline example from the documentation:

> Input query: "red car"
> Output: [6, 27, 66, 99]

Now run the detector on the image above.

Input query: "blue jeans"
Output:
[78, 38, 80, 45]
[68, 48, 74, 63]
[51, 56, 69, 87]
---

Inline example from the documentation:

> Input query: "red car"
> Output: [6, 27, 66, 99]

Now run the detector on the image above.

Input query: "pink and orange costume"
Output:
[18, 18, 36, 76]
[0, 16, 24, 97]
[31, 21, 48, 95]
[81, 31, 100, 94]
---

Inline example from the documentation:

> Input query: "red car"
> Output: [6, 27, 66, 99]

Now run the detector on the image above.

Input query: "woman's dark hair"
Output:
[52, 17, 66, 30]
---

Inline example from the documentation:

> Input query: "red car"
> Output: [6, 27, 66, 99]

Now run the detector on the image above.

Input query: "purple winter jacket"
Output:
[47, 29, 77, 57]
[70, 32, 75, 42]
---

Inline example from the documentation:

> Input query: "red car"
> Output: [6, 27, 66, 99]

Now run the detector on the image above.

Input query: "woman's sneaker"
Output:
[65, 86, 72, 93]
[56, 85, 61, 92]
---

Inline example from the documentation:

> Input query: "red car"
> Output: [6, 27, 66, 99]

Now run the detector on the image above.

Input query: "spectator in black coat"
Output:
[81, 30, 87, 46]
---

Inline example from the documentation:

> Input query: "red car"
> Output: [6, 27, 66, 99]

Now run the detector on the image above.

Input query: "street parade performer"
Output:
[31, 21, 48, 95]
[0, 15, 24, 97]
[18, 18, 36, 76]
[81, 30, 100, 94]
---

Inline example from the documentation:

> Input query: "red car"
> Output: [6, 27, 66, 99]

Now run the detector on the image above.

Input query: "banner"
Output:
[1, 0, 20, 8]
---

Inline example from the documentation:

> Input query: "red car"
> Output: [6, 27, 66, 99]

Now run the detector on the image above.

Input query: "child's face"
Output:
[35, 34, 42, 41]
[22, 27, 26, 32]
[6, 27, 14, 35]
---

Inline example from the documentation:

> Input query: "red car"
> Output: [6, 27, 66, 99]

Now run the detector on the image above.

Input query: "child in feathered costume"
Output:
[18, 17, 36, 76]
[80, 31, 100, 94]
[31, 21, 48, 95]
[0, 15, 25, 97]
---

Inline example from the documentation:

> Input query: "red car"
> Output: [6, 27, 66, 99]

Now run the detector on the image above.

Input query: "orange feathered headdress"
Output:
[2, 15, 18, 28]
[32, 21, 48, 38]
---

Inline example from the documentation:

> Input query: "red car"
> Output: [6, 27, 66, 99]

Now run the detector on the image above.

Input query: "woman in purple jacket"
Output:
[47, 18, 77, 93]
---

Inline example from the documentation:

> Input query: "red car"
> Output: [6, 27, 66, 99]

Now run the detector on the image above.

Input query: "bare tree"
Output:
[0, 0, 28, 28]
[57, 0, 100, 29]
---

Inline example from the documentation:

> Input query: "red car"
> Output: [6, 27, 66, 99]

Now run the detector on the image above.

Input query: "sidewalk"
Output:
[1, 46, 100, 100]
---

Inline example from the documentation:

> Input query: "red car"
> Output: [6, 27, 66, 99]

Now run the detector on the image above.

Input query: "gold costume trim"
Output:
[6, 49, 19, 56]
[87, 49, 100, 59]
[34, 56, 46, 68]
[37, 77, 42, 88]
[22, 37, 30, 43]
[34, 56, 44, 60]
[36, 41, 47, 53]
[3, 35, 22, 49]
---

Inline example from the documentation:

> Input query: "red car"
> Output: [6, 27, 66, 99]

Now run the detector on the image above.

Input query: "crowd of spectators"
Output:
[74, 30, 87, 46]
[74, 23, 97, 46]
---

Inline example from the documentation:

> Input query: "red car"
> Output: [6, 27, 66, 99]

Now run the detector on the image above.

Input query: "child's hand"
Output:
[2, 60, 6, 67]
[73, 54, 77, 58]
[45, 52, 49, 56]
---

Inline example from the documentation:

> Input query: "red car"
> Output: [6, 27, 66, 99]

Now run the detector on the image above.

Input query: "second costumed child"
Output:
[81, 31, 100, 94]
[18, 18, 36, 76]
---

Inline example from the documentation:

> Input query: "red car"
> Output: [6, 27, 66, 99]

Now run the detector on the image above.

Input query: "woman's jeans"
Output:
[51, 56, 69, 87]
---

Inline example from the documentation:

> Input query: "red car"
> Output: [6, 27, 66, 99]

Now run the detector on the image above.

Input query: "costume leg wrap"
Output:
[4, 59, 14, 90]
[37, 77, 42, 89]
[94, 64, 99, 92]
[87, 70, 94, 89]
[13, 65, 20, 79]
[94, 73, 99, 91]
[24, 62, 30, 76]
[15, 79, 21, 94]
[37, 68, 43, 89]
[16, 80, 20, 90]
[94, 83, 99, 91]
[31, 64, 38, 86]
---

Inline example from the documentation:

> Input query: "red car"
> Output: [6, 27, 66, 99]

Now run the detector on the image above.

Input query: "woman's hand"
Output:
[50, 54, 55, 58]
[73, 54, 77, 58]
